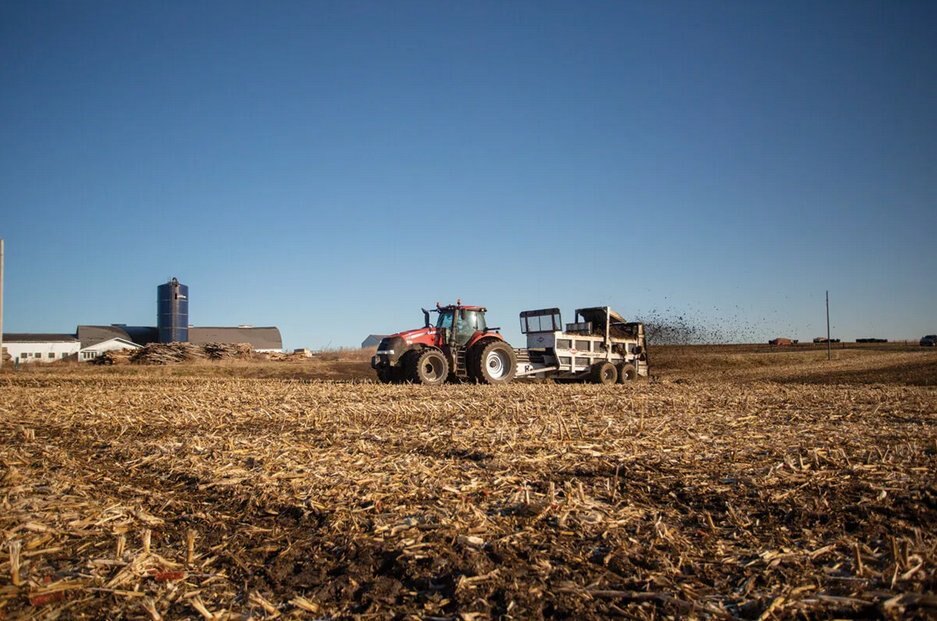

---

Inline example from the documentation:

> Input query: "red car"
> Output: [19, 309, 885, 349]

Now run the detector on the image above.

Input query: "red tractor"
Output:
[371, 302, 517, 385]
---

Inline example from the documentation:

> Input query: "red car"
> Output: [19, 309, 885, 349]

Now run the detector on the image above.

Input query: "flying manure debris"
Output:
[636, 305, 765, 345]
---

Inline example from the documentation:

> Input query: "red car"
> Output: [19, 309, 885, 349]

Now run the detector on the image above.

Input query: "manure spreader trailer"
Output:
[515, 306, 647, 383]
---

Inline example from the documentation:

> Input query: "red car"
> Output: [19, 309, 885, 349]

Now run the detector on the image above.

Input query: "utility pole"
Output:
[0, 239, 4, 370]
[826, 290, 831, 361]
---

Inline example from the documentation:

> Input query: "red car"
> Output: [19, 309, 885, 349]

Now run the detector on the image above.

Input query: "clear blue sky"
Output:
[1, 1, 935, 348]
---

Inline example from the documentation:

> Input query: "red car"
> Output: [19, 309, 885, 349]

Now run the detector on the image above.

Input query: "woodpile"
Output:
[130, 342, 206, 364]
[1, 364, 935, 618]
[257, 351, 315, 362]
[89, 350, 133, 365]
[129, 342, 254, 365]
[202, 342, 253, 361]
[88, 343, 256, 365]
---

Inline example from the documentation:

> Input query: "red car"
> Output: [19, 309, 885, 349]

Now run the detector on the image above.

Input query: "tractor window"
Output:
[435, 311, 454, 330]
[454, 310, 484, 345]
[466, 311, 487, 332]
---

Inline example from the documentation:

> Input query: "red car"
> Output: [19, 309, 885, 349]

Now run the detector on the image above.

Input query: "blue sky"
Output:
[1, 1, 935, 348]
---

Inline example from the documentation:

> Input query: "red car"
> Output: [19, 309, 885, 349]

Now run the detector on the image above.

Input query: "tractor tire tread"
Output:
[469, 340, 517, 385]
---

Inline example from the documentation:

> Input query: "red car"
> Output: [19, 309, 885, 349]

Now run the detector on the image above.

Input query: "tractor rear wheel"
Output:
[408, 349, 449, 385]
[591, 361, 617, 385]
[471, 340, 517, 384]
[617, 363, 637, 383]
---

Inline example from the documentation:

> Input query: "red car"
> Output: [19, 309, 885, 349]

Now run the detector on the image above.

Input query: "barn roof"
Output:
[188, 326, 282, 350]
[78, 325, 159, 348]
[78, 325, 132, 348]
[2, 333, 78, 343]
[361, 334, 388, 348]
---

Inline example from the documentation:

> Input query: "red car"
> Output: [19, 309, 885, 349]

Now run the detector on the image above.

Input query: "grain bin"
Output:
[157, 277, 189, 343]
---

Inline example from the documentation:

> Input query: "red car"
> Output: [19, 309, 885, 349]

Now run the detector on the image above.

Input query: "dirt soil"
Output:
[1, 346, 935, 619]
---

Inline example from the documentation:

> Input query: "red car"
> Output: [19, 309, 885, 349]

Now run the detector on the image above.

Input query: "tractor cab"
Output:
[432, 303, 489, 347]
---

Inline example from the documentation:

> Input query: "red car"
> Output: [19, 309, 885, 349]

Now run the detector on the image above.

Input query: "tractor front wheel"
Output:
[471, 341, 517, 384]
[376, 367, 403, 384]
[407, 349, 449, 385]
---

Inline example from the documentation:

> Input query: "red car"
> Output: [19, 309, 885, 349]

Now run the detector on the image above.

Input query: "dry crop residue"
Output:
[1, 374, 935, 619]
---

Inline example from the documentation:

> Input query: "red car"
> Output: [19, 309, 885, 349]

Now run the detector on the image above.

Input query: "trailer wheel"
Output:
[591, 362, 617, 385]
[617, 363, 637, 383]
[471, 341, 516, 384]
[407, 349, 449, 385]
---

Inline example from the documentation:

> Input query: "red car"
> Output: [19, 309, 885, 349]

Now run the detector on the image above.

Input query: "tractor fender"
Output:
[466, 331, 505, 349]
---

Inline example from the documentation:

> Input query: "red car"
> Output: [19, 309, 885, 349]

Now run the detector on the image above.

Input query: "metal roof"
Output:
[188, 326, 282, 350]
[2, 333, 78, 343]
[77, 325, 159, 348]
[78, 325, 132, 349]
[361, 334, 387, 348]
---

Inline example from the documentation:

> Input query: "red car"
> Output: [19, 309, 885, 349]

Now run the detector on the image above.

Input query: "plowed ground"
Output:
[1, 347, 935, 619]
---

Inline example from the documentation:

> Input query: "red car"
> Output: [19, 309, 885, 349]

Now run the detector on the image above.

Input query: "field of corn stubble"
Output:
[1, 346, 936, 619]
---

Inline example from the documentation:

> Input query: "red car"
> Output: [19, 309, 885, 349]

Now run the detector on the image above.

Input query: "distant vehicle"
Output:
[813, 337, 840, 343]
[769, 338, 795, 346]
[921, 335, 937, 347]
[856, 338, 888, 344]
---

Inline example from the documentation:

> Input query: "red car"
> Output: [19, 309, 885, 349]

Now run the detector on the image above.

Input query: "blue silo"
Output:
[157, 277, 189, 343]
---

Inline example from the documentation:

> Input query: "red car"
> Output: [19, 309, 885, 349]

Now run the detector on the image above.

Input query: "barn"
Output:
[1, 334, 80, 363]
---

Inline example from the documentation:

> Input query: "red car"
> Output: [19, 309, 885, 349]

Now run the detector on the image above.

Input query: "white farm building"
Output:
[1, 334, 80, 363]
[1, 331, 144, 364]
[78, 337, 142, 361]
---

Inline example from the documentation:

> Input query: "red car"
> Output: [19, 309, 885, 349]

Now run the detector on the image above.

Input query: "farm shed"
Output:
[79, 337, 142, 361]
[1, 333, 80, 363]
[188, 326, 283, 353]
